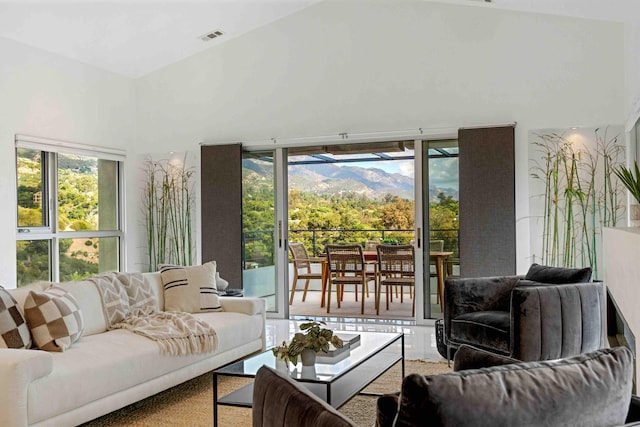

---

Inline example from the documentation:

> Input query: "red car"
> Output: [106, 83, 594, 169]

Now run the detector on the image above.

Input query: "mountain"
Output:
[243, 159, 458, 201]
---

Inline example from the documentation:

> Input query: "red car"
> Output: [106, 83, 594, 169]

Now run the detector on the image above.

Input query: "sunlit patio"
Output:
[287, 275, 445, 321]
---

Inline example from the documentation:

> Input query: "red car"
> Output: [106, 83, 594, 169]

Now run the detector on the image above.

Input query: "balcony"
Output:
[242, 228, 459, 320]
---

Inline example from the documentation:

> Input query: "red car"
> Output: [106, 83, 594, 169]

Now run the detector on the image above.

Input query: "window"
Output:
[15, 135, 125, 286]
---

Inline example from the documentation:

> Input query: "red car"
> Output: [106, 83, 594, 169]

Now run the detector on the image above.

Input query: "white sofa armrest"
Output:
[220, 297, 265, 316]
[0, 349, 53, 427]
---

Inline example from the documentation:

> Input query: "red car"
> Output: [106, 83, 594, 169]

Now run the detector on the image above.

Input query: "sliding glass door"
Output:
[420, 139, 459, 321]
[241, 149, 288, 317]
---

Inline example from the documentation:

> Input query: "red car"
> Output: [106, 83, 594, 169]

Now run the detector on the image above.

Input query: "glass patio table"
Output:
[213, 331, 404, 427]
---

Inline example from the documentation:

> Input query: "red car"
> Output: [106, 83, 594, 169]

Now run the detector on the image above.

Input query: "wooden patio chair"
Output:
[325, 244, 369, 314]
[288, 242, 323, 305]
[377, 244, 415, 316]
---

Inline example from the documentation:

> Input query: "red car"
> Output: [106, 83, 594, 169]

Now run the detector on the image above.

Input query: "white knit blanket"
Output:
[88, 272, 218, 356]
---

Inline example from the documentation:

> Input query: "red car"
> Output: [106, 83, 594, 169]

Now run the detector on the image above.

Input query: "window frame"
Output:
[15, 134, 126, 284]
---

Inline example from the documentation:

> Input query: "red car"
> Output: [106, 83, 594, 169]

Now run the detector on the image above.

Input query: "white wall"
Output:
[134, 0, 625, 273]
[0, 0, 628, 283]
[625, 13, 640, 130]
[0, 37, 135, 287]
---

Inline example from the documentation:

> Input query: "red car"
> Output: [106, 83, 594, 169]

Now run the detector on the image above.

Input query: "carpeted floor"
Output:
[81, 359, 451, 427]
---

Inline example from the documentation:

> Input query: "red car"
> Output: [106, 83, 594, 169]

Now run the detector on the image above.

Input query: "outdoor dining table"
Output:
[318, 249, 453, 312]
[430, 251, 454, 309]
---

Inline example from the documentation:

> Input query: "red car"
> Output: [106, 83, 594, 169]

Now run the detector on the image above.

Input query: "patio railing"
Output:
[242, 228, 459, 268]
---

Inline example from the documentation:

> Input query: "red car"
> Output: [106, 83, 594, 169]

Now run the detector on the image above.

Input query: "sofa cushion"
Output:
[160, 262, 221, 313]
[525, 263, 592, 283]
[143, 272, 164, 310]
[0, 286, 31, 349]
[26, 309, 263, 424]
[450, 310, 510, 354]
[56, 280, 108, 336]
[24, 286, 84, 352]
[394, 346, 633, 427]
[8, 281, 50, 310]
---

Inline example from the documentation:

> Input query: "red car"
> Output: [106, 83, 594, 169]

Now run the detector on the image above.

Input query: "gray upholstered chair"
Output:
[377, 345, 640, 427]
[253, 365, 356, 427]
[443, 263, 604, 362]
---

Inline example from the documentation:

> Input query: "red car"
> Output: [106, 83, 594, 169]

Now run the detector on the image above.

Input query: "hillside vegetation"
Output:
[243, 164, 459, 265]
[16, 149, 101, 285]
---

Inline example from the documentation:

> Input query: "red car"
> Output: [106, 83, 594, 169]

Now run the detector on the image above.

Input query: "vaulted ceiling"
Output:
[0, 0, 635, 78]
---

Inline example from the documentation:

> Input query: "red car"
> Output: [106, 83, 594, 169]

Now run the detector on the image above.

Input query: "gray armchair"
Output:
[443, 263, 604, 362]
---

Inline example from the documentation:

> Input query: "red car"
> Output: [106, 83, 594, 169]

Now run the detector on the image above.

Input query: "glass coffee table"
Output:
[213, 331, 404, 427]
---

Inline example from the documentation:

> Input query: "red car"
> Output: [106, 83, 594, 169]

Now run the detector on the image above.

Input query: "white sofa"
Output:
[0, 272, 266, 427]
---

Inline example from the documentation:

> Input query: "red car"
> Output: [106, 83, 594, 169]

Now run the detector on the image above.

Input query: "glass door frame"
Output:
[273, 147, 289, 319]
[241, 147, 289, 319]
[413, 139, 428, 324]
[244, 131, 461, 323]
[417, 135, 459, 325]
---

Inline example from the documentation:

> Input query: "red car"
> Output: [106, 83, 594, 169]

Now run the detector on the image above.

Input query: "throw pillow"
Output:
[24, 286, 84, 352]
[0, 286, 32, 349]
[394, 347, 633, 427]
[160, 261, 222, 313]
[525, 263, 592, 283]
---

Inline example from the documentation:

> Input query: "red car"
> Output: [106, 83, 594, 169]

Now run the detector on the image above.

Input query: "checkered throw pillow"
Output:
[0, 286, 31, 349]
[160, 261, 222, 313]
[24, 286, 84, 352]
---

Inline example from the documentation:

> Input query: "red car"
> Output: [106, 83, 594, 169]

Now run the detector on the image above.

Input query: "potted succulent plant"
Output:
[277, 320, 344, 366]
[614, 161, 640, 225]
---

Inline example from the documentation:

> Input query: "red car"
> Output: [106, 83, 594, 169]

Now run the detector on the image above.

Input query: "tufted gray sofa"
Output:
[443, 263, 604, 362]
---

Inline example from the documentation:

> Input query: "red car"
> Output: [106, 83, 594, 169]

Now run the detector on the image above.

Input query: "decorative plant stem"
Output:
[142, 154, 195, 271]
[530, 127, 624, 278]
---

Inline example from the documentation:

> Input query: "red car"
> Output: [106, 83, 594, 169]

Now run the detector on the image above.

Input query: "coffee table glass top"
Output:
[215, 331, 402, 382]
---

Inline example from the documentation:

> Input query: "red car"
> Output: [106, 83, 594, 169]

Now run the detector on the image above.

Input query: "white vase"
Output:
[275, 358, 289, 373]
[301, 365, 317, 379]
[300, 349, 317, 367]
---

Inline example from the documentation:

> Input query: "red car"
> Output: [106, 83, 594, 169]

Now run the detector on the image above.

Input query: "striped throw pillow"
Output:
[24, 286, 84, 352]
[160, 261, 222, 313]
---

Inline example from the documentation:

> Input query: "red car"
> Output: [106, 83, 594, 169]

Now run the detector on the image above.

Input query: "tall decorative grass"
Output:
[142, 154, 195, 272]
[530, 128, 624, 278]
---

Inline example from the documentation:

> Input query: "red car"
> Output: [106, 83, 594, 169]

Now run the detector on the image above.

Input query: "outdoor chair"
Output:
[288, 242, 323, 305]
[429, 239, 444, 304]
[363, 240, 380, 299]
[364, 240, 379, 251]
[377, 244, 415, 316]
[325, 244, 369, 314]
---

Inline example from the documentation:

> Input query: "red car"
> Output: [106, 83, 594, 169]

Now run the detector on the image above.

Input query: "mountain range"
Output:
[243, 159, 458, 201]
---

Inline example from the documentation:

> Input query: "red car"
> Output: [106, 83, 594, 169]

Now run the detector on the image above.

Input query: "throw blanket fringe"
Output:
[88, 272, 218, 356]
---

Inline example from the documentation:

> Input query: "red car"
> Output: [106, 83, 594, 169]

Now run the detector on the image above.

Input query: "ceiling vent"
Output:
[199, 30, 224, 42]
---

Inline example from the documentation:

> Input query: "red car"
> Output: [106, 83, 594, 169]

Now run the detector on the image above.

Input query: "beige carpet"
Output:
[81, 359, 451, 427]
